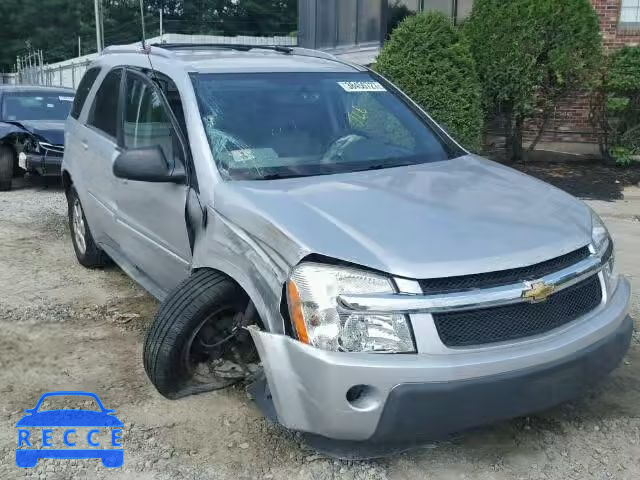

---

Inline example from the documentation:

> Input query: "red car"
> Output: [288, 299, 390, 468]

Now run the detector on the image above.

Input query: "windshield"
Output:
[192, 72, 461, 180]
[2, 91, 74, 121]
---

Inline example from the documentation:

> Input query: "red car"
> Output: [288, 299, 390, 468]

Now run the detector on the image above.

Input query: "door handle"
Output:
[82, 141, 89, 151]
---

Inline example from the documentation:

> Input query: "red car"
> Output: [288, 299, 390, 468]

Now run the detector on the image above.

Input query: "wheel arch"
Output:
[61, 169, 72, 197]
[0, 138, 18, 165]
[0, 138, 17, 155]
[190, 261, 284, 335]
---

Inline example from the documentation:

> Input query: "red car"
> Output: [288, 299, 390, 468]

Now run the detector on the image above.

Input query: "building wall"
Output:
[394, 0, 473, 23]
[594, 0, 640, 49]
[534, 0, 640, 149]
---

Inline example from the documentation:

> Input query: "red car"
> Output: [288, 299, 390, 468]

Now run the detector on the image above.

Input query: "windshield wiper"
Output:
[355, 162, 415, 173]
[258, 173, 304, 180]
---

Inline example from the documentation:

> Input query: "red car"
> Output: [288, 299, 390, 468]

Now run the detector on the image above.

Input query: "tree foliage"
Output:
[592, 47, 640, 165]
[465, 0, 602, 161]
[0, 0, 296, 72]
[375, 12, 484, 151]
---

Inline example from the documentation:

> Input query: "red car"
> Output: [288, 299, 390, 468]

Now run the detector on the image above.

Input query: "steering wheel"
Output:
[322, 132, 371, 163]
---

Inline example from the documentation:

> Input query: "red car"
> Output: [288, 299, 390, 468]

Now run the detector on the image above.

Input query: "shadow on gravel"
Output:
[505, 154, 640, 202]
[11, 175, 64, 191]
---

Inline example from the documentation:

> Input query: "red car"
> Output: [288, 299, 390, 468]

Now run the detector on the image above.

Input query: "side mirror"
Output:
[113, 145, 185, 184]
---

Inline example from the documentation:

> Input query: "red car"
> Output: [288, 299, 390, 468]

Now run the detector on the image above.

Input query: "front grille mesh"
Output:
[433, 275, 602, 347]
[419, 246, 591, 294]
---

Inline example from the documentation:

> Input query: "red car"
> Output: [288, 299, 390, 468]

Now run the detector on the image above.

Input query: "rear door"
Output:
[111, 68, 192, 295]
[76, 68, 124, 248]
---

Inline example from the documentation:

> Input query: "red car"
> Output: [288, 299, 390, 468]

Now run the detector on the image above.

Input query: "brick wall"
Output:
[536, 0, 640, 147]
[593, 0, 640, 49]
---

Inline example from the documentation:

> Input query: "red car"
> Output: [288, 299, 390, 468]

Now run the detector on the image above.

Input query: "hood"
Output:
[214, 155, 592, 279]
[19, 120, 65, 146]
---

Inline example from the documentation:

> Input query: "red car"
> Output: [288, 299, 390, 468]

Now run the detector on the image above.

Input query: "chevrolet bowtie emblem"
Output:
[522, 281, 556, 303]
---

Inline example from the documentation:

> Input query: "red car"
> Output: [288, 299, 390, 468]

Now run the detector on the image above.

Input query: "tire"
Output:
[67, 186, 108, 268]
[144, 269, 254, 399]
[0, 145, 14, 191]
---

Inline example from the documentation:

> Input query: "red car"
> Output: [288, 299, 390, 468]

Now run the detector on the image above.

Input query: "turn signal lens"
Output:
[286, 263, 416, 353]
[287, 280, 309, 344]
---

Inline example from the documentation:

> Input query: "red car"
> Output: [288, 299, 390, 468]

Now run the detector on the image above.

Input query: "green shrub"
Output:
[591, 47, 640, 166]
[605, 47, 640, 165]
[465, 0, 602, 161]
[375, 12, 483, 151]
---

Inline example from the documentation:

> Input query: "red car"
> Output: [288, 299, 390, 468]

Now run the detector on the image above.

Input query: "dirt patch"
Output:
[512, 160, 640, 201]
[0, 180, 638, 480]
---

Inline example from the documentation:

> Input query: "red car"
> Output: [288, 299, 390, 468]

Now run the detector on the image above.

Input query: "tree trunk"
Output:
[510, 115, 524, 162]
[527, 110, 552, 153]
[503, 108, 514, 163]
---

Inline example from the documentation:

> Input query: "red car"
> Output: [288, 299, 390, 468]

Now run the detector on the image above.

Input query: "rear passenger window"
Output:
[71, 67, 100, 119]
[88, 69, 122, 138]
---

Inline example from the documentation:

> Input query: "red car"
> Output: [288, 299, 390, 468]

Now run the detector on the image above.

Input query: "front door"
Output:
[112, 69, 192, 295]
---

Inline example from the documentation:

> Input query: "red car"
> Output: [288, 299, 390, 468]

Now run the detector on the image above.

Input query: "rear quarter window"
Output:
[71, 67, 101, 120]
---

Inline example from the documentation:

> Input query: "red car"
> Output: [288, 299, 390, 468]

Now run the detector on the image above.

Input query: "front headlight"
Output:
[591, 209, 610, 256]
[287, 263, 415, 353]
[591, 210, 617, 291]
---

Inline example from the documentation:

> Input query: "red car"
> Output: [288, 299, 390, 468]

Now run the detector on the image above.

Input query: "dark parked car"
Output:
[0, 85, 74, 190]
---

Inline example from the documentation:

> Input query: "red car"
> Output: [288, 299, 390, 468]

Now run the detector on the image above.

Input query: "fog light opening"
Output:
[346, 385, 380, 411]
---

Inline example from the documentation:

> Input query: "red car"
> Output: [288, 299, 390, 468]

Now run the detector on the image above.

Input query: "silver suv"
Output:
[62, 44, 632, 454]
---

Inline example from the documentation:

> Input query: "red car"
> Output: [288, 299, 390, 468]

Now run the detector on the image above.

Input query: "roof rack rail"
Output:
[101, 45, 175, 59]
[151, 43, 295, 54]
[101, 43, 345, 65]
[288, 47, 339, 61]
[149, 43, 342, 61]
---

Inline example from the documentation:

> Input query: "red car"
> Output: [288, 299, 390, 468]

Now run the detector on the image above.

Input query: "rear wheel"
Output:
[0, 145, 14, 191]
[144, 269, 260, 399]
[67, 186, 108, 268]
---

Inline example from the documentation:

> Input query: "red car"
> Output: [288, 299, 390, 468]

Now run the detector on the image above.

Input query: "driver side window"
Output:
[123, 72, 180, 165]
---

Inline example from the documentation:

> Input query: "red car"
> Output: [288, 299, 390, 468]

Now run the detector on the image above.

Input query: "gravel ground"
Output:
[0, 177, 639, 480]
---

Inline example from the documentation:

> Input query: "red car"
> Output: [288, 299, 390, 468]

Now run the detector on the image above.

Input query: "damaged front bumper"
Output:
[248, 277, 632, 445]
[19, 151, 63, 177]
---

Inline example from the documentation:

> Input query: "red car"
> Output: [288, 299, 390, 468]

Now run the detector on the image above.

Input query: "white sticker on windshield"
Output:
[230, 148, 279, 166]
[231, 149, 256, 163]
[338, 81, 386, 93]
[59, 96, 74, 102]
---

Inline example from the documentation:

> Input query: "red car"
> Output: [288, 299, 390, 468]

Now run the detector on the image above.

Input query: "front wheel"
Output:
[0, 145, 14, 191]
[67, 186, 108, 268]
[143, 269, 260, 399]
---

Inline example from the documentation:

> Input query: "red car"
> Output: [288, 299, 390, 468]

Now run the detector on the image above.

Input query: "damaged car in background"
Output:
[0, 85, 74, 190]
[61, 44, 633, 458]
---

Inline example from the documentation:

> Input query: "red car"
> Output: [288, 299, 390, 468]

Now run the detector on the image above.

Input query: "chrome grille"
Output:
[433, 275, 602, 347]
[419, 246, 591, 294]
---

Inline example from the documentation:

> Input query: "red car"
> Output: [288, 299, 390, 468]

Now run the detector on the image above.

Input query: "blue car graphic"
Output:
[15, 391, 123, 468]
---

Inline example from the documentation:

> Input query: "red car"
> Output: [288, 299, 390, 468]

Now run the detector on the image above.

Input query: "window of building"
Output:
[456, 0, 474, 22]
[423, 0, 454, 17]
[620, 0, 640, 26]
[391, 0, 473, 24]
